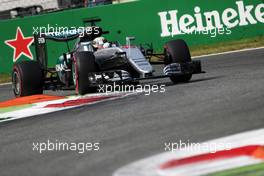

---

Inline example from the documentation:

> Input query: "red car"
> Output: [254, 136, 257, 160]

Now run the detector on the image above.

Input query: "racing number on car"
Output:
[38, 37, 46, 44]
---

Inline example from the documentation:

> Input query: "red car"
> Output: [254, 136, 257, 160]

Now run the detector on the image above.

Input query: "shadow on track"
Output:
[145, 75, 225, 87]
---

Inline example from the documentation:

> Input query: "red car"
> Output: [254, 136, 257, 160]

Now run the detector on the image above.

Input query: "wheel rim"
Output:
[72, 62, 76, 86]
[12, 71, 21, 96]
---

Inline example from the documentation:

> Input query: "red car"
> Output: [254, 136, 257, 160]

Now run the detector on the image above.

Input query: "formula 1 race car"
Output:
[12, 18, 204, 97]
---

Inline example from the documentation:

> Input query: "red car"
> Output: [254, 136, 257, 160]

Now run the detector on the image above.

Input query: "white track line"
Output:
[193, 46, 264, 59]
[0, 91, 139, 122]
[113, 128, 264, 176]
[1, 46, 263, 87]
[0, 82, 11, 86]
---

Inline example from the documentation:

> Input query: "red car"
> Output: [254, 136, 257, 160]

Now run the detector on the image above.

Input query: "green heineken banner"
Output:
[0, 0, 263, 73]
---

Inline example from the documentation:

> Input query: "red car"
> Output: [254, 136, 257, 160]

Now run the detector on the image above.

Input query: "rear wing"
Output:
[34, 17, 110, 71]
[33, 31, 78, 73]
[33, 27, 94, 72]
[34, 34, 49, 73]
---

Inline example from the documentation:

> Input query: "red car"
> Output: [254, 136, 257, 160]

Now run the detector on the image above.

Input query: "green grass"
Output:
[1, 36, 264, 84]
[151, 36, 264, 62]
[0, 74, 11, 84]
[191, 36, 264, 57]
[205, 163, 264, 176]
[0, 104, 33, 114]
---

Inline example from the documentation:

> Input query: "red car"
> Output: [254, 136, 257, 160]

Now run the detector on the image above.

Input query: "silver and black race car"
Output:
[12, 18, 204, 97]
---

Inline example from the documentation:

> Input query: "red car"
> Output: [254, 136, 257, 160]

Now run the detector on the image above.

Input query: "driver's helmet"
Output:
[93, 37, 110, 49]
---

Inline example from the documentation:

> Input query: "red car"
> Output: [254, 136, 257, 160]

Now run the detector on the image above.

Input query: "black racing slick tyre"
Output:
[73, 51, 98, 95]
[12, 61, 43, 97]
[165, 39, 192, 83]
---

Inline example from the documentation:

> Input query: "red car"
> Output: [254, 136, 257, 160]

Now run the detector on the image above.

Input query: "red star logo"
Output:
[5, 27, 34, 62]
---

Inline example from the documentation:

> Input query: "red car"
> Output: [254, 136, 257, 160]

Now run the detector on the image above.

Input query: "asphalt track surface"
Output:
[0, 49, 264, 176]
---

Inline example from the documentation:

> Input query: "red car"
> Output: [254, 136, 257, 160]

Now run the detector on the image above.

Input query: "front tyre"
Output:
[12, 61, 43, 97]
[165, 39, 192, 83]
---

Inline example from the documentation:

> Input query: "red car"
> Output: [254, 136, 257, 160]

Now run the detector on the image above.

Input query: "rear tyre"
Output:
[73, 52, 98, 95]
[165, 39, 192, 83]
[12, 61, 43, 97]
